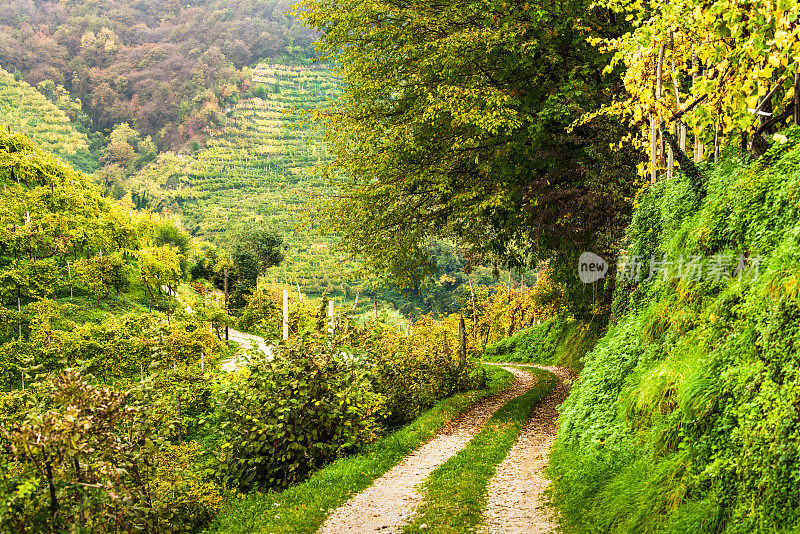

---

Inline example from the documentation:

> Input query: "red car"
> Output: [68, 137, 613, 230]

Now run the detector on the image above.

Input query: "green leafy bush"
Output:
[212, 337, 385, 491]
[356, 314, 487, 426]
[484, 314, 600, 370]
[0, 370, 220, 533]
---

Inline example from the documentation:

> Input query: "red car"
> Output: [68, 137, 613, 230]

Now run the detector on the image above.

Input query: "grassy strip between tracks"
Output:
[402, 367, 558, 533]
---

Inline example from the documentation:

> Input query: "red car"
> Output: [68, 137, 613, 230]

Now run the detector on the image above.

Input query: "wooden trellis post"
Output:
[282, 289, 289, 341]
[650, 116, 658, 184]
[656, 44, 665, 168]
[795, 71, 800, 126]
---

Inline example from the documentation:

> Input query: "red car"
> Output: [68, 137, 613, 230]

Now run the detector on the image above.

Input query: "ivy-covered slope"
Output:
[549, 127, 800, 533]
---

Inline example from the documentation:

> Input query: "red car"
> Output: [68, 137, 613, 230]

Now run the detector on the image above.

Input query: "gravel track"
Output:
[162, 285, 272, 371]
[482, 364, 575, 534]
[316, 366, 538, 534]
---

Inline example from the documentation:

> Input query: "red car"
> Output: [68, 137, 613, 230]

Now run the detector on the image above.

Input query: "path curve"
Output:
[162, 285, 273, 371]
[317, 366, 539, 534]
[482, 363, 575, 534]
[220, 329, 274, 371]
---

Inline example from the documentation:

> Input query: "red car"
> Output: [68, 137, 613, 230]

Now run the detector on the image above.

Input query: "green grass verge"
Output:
[402, 367, 558, 533]
[212, 364, 516, 534]
[484, 315, 602, 371]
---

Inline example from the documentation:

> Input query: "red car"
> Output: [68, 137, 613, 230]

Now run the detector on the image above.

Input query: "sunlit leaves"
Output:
[300, 0, 638, 287]
[596, 0, 800, 168]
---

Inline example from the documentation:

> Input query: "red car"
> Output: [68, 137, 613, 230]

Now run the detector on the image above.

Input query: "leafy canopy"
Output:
[299, 0, 639, 292]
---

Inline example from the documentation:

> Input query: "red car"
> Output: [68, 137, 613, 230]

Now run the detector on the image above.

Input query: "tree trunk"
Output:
[46, 460, 58, 519]
[468, 279, 478, 343]
[458, 315, 467, 370]
[75, 458, 86, 529]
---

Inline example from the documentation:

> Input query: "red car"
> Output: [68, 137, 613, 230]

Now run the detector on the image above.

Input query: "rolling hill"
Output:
[0, 66, 97, 173]
[134, 62, 358, 298]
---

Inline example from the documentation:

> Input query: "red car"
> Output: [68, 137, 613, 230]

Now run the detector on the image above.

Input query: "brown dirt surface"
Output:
[316, 366, 539, 534]
[482, 364, 576, 533]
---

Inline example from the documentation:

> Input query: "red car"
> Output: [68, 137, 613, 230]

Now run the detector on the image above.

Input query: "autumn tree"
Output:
[596, 0, 800, 172]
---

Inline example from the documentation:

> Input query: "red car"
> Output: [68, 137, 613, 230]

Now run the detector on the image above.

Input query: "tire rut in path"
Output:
[316, 366, 538, 534]
[482, 364, 575, 534]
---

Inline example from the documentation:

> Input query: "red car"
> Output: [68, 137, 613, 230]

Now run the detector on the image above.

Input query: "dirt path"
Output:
[317, 366, 538, 534]
[219, 329, 274, 371]
[162, 285, 272, 371]
[482, 364, 575, 534]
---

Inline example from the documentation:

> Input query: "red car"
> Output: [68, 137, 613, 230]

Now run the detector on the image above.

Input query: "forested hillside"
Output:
[0, 0, 315, 149]
[0, 65, 96, 172]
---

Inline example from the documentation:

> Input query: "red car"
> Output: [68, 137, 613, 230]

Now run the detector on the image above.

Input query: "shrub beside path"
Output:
[317, 366, 537, 534]
[162, 285, 272, 370]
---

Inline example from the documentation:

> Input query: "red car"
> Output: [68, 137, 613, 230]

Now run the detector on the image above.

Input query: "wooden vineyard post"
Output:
[650, 116, 658, 184]
[680, 123, 687, 152]
[669, 32, 680, 181]
[656, 44, 665, 168]
[282, 289, 289, 341]
[201, 346, 205, 377]
[224, 268, 229, 341]
[692, 52, 701, 162]
[458, 315, 467, 370]
[667, 125, 675, 180]
[374, 300, 378, 321]
[327, 299, 335, 335]
[795, 71, 800, 126]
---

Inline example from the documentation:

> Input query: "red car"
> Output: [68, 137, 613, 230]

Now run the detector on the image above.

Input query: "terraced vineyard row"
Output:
[139, 62, 364, 298]
[0, 66, 96, 172]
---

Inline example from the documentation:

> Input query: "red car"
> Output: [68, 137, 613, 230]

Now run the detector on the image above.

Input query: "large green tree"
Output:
[230, 225, 285, 291]
[300, 0, 640, 310]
